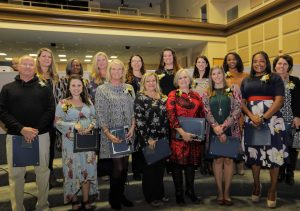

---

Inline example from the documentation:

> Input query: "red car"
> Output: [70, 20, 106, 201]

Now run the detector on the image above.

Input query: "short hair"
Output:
[66, 74, 91, 105]
[91, 51, 109, 83]
[273, 54, 293, 72]
[250, 51, 271, 77]
[66, 58, 83, 76]
[106, 59, 127, 83]
[173, 69, 192, 88]
[36, 48, 59, 83]
[139, 72, 161, 94]
[193, 55, 210, 78]
[223, 52, 244, 73]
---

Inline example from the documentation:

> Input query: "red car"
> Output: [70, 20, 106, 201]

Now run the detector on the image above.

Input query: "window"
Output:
[201, 4, 207, 22]
[227, 5, 238, 22]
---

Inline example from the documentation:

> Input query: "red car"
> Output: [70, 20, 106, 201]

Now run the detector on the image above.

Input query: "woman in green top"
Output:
[203, 66, 242, 206]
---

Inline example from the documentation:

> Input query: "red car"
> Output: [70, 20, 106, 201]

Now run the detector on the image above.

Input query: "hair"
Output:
[193, 55, 210, 78]
[173, 69, 192, 88]
[66, 58, 83, 76]
[207, 65, 228, 97]
[66, 74, 91, 105]
[139, 72, 161, 94]
[157, 47, 181, 73]
[250, 51, 271, 77]
[273, 54, 293, 73]
[36, 48, 59, 83]
[106, 59, 127, 83]
[126, 54, 146, 83]
[91, 52, 109, 84]
[222, 52, 244, 73]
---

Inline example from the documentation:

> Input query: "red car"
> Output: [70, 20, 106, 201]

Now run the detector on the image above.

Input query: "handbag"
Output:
[142, 137, 171, 165]
[208, 135, 240, 158]
[176, 117, 206, 140]
[109, 126, 133, 157]
[292, 129, 300, 148]
[244, 123, 271, 146]
[73, 128, 100, 152]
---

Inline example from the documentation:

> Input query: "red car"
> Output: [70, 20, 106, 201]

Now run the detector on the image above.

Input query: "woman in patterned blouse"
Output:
[166, 69, 204, 205]
[134, 72, 169, 207]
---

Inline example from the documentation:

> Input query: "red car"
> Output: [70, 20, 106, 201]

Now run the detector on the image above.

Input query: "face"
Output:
[211, 68, 224, 85]
[226, 54, 237, 70]
[252, 54, 267, 75]
[12, 60, 18, 71]
[131, 56, 142, 71]
[144, 75, 157, 92]
[38, 51, 52, 68]
[163, 50, 173, 66]
[177, 72, 190, 89]
[196, 58, 207, 71]
[97, 55, 108, 77]
[69, 79, 83, 97]
[71, 60, 81, 74]
[110, 63, 123, 81]
[275, 58, 289, 76]
[18, 57, 35, 79]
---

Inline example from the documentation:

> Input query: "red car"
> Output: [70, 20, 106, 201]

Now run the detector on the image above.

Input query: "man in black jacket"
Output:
[0, 55, 55, 211]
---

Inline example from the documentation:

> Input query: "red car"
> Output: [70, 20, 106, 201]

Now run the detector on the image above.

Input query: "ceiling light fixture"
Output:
[85, 55, 93, 58]
[0, 53, 7, 56]
[60, 59, 67, 62]
[84, 59, 91, 62]
[58, 55, 66, 58]
[29, 54, 37, 57]
[5, 58, 12, 61]
[110, 56, 118, 59]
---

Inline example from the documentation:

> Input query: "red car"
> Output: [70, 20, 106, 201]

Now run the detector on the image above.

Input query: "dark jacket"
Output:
[290, 75, 300, 118]
[0, 75, 55, 135]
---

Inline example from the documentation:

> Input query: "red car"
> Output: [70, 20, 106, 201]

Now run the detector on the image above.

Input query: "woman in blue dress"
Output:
[241, 51, 288, 208]
[55, 74, 98, 210]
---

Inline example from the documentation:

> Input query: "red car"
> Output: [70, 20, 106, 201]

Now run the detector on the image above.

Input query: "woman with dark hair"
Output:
[126, 54, 146, 181]
[273, 54, 300, 185]
[55, 74, 98, 210]
[241, 51, 288, 208]
[223, 52, 248, 175]
[192, 55, 210, 97]
[156, 47, 181, 96]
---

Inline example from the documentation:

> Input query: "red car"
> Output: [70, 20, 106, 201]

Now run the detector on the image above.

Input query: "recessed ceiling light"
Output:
[84, 59, 91, 62]
[110, 56, 118, 59]
[60, 59, 67, 62]
[5, 58, 12, 61]
[0, 53, 7, 56]
[85, 55, 93, 58]
[58, 55, 66, 58]
[108, 59, 112, 63]
[29, 54, 37, 57]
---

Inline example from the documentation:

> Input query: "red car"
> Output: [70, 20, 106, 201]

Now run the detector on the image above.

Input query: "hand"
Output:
[107, 133, 122, 144]
[148, 138, 156, 149]
[126, 126, 134, 140]
[293, 117, 300, 129]
[250, 114, 262, 126]
[218, 134, 227, 143]
[180, 131, 194, 142]
[213, 125, 223, 136]
[74, 122, 82, 131]
[21, 127, 38, 143]
[77, 128, 92, 135]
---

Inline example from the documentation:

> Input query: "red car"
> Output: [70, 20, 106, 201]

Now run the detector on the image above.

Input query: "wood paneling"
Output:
[251, 25, 263, 44]
[264, 19, 278, 40]
[283, 33, 300, 54]
[282, 11, 300, 34]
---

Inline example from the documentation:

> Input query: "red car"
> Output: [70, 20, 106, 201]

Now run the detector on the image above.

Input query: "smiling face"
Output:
[163, 50, 174, 66]
[211, 68, 224, 86]
[252, 54, 267, 75]
[71, 60, 81, 74]
[38, 50, 52, 70]
[18, 56, 35, 81]
[97, 55, 108, 77]
[226, 54, 237, 70]
[131, 56, 142, 72]
[110, 63, 124, 82]
[275, 58, 289, 78]
[69, 78, 83, 97]
[196, 57, 208, 72]
[177, 71, 191, 89]
[144, 75, 157, 92]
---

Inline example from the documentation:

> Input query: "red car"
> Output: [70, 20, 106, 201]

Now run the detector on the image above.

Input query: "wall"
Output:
[168, 0, 202, 21]
[226, 8, 300, 67]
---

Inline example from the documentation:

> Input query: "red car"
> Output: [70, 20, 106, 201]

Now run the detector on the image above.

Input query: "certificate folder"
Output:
[244, 123, 271, 146]
[12, 135, 39, 167]
[109, 126, 133, 157]
[209, 136, 240, 158]
[142, 137, 171, 165]
[176, 117, 206, 140]
[73, 129, 100, 152]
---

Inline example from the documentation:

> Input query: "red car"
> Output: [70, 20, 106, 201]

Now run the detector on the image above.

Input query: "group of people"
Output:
[0, 47, 299, 211]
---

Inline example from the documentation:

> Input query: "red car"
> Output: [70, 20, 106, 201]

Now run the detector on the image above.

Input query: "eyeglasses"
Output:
[20, 63, 34, 68]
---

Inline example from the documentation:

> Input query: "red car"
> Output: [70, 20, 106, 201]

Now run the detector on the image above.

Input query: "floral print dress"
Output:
[55, 100, 99, 204]
[241, 73, 289, 168]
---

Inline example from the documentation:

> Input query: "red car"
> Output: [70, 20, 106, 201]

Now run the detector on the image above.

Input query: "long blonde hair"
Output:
[139, 72, 161, 94]
[36, 48, 59, 83]
[91, 52, 109, 84]
[207, 65, 228, 97]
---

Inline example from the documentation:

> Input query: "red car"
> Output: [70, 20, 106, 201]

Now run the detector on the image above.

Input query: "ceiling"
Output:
[99, 0, 164, 9]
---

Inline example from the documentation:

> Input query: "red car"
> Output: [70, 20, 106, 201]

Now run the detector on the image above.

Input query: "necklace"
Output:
[217, 92, 223, 117]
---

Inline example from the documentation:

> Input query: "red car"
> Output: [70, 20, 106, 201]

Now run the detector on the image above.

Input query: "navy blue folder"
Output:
[12, 135, 39, 167]
[142, 137, 171, 165]
[244, 123, 271, 146]
[176, 117, 206, 140]
[73, 129, 100, 152]
[209, 135, 240, 158]
[109, 126, 133, 157]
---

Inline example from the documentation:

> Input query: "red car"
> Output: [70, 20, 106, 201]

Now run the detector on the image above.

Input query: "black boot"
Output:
[277, 166, 285, 182]
[120, 171, 134, 207]
[109, 177, 122, 210]
[172, 165, 185, 205]
[286, 148, 299, 185]
[185, 165, 201, 204]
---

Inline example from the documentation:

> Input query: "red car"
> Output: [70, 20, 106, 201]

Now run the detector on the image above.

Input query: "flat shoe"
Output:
[217, 198, 224, 205]
[224, 199, 233, 206]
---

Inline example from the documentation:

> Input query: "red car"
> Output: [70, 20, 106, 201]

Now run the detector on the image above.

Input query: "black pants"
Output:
[142, 159, 165, 203]
[131, 148, 144, 176]
[172, 164, 196, 196]
[48, 127, 56, 171]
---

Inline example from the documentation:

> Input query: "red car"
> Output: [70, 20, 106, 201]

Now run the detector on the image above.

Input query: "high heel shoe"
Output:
[267, 192, 277, 208]
[251, 183, 262, 203]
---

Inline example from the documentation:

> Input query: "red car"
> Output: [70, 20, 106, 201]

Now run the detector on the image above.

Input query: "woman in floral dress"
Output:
[55, 74, 98, 210]
[240, 51, 288, 208]
[166, 69, 204, 205]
